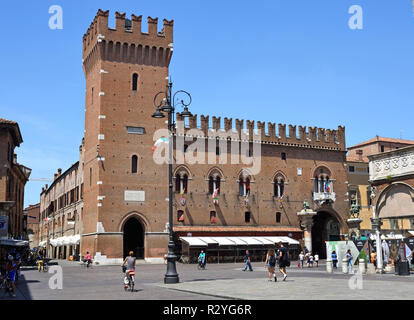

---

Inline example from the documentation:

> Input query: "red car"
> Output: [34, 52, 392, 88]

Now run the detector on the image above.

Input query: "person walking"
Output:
[278, 243, 289, 281]
[346, 249, 353, 273]
[85, 251, 92, 268]
[37, 252, 44, 272]
[6, 255, 17, 297]
[370, 250, 377, 270]
[314, 253, 319, 267]
[306, 251, 311, 268]
[299, 251, 305, 268]
[243, 250, 253, 271]
[264, 249, 277, 282]
[309, 253, 314, 268]
[332, 250, 338, 269]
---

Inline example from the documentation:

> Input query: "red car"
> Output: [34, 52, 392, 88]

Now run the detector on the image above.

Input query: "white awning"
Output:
[180, 237, 208, 247]
[408, 231, 414, 237]
[211, 237, 237, 246]
[232, 237, 264, 245]
[197, 237, 219, 245]
[180, 236, 299, 247]
[253, 237, 275, 245]
[277, 236, 300, 245]
[225, 237, 249, 245]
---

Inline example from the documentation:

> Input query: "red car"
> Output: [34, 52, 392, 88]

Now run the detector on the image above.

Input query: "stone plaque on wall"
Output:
[124, 190, 145, 202]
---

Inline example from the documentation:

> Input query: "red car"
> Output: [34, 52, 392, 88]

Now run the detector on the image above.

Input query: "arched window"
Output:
[208, 171, 221, 195]
[239, 172, 251, 196]
[273, 175, 285, 198]
[131, 155, 138, 174]
[132, 73, 138, 91]
[175, 169, 189, 194]
[314, 167, 332, 193]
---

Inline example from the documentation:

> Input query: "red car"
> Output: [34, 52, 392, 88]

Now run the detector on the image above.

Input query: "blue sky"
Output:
[1, 0, 413, 207]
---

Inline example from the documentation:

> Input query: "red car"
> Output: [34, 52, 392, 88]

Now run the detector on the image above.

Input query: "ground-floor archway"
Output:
[311, 211, 340, 259]
[123, 217, 145, 259]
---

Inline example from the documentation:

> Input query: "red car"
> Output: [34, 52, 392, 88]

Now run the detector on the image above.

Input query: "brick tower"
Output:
[81, 10, 173, 262]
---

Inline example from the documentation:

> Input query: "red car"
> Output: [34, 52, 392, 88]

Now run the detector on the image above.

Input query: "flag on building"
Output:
[212, 188, 219, 204]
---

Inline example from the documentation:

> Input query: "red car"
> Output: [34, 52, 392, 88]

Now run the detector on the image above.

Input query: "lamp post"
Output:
[152, 80, 193, 284]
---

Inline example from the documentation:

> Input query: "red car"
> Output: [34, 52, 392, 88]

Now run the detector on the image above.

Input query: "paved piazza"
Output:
[4, 260, 414, 300]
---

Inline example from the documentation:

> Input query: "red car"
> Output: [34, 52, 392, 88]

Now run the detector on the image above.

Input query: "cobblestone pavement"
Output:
[3, 260, 413, 300]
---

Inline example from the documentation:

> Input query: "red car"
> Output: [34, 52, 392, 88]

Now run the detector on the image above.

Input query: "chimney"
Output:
[58, 168, 62, 176]
[54, 173, 58, 181]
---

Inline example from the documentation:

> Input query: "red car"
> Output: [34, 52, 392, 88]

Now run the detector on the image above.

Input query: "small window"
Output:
[276, 212, 281, 223]
[410, 218, 414, 229]
[348, 166, 355, 173]
[127, 126, 145, 135]
[177, 210, 184, 222]
[132, 73, 138, 91]
[216, 146, 220, 156]
[381, 145, 385, 152]
[184, 145, 189, 153]
[210, 211, 216, 223]
[281, 152, 286, 160]
[131, 155, 138, 174]
[245, 212, 251, 223]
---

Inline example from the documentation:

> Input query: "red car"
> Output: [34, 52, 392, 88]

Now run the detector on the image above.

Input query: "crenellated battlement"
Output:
[176, 113, 346, 151]
[82, 9, 174, 71]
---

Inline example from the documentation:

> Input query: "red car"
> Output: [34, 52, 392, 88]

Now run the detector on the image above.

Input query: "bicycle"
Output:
[122, 268, 135, 292]
[197, 259, 206, 270]
[0, 275, 14, 298]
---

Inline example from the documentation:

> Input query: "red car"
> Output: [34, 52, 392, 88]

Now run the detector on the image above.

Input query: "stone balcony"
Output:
[313, 192, 336, 203]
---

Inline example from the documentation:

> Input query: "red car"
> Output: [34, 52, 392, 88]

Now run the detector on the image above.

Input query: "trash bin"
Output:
[397, 260, 410, 276]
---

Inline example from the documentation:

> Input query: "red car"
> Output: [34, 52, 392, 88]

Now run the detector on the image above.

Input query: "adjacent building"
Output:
[347, 136, 414, 235]
[24, 203, 40, 248]
[39, 142, 84, 259]
[0, 118, 31, 239]
[369, 145, 414, 237]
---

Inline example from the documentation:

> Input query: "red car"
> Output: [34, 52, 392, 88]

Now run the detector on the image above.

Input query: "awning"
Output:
[276, 236, 300, 245]
[211, 237, 237, 246]
[225, 237, 249, 245]
[197, 237, 219, 245]
[179, 236, 299, 247]
[0, 239, 29, 247]
[253, 237, 275, 245]
[237, 237, 265, 245]
[180, 237, 208, 247]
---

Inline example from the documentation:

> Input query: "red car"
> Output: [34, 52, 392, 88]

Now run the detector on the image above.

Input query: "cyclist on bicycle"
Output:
[121, 251, 136, 289]
[198, 250, 206, 269]
[6, 255, 17, 297]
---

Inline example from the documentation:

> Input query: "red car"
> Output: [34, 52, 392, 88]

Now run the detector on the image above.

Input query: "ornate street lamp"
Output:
[152, 80, 193, 284]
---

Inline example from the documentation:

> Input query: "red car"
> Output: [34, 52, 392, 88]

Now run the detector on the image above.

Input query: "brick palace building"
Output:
[38, 10, 350, 263]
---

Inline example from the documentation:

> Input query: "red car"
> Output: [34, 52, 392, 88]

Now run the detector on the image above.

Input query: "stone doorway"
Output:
[123, 217, 145, 259]
[311, 211, 340, 259]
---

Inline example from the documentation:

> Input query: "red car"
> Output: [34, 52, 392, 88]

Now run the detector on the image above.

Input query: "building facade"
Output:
[37, 10, 350, 263]
[0, 118, 31, 239]
[369, 145, 414, 236]
[71, 10, 350, 263]
[347, 136, 414, 234]
[24, 203, 40, 249]
[39, 142, 84, 259]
